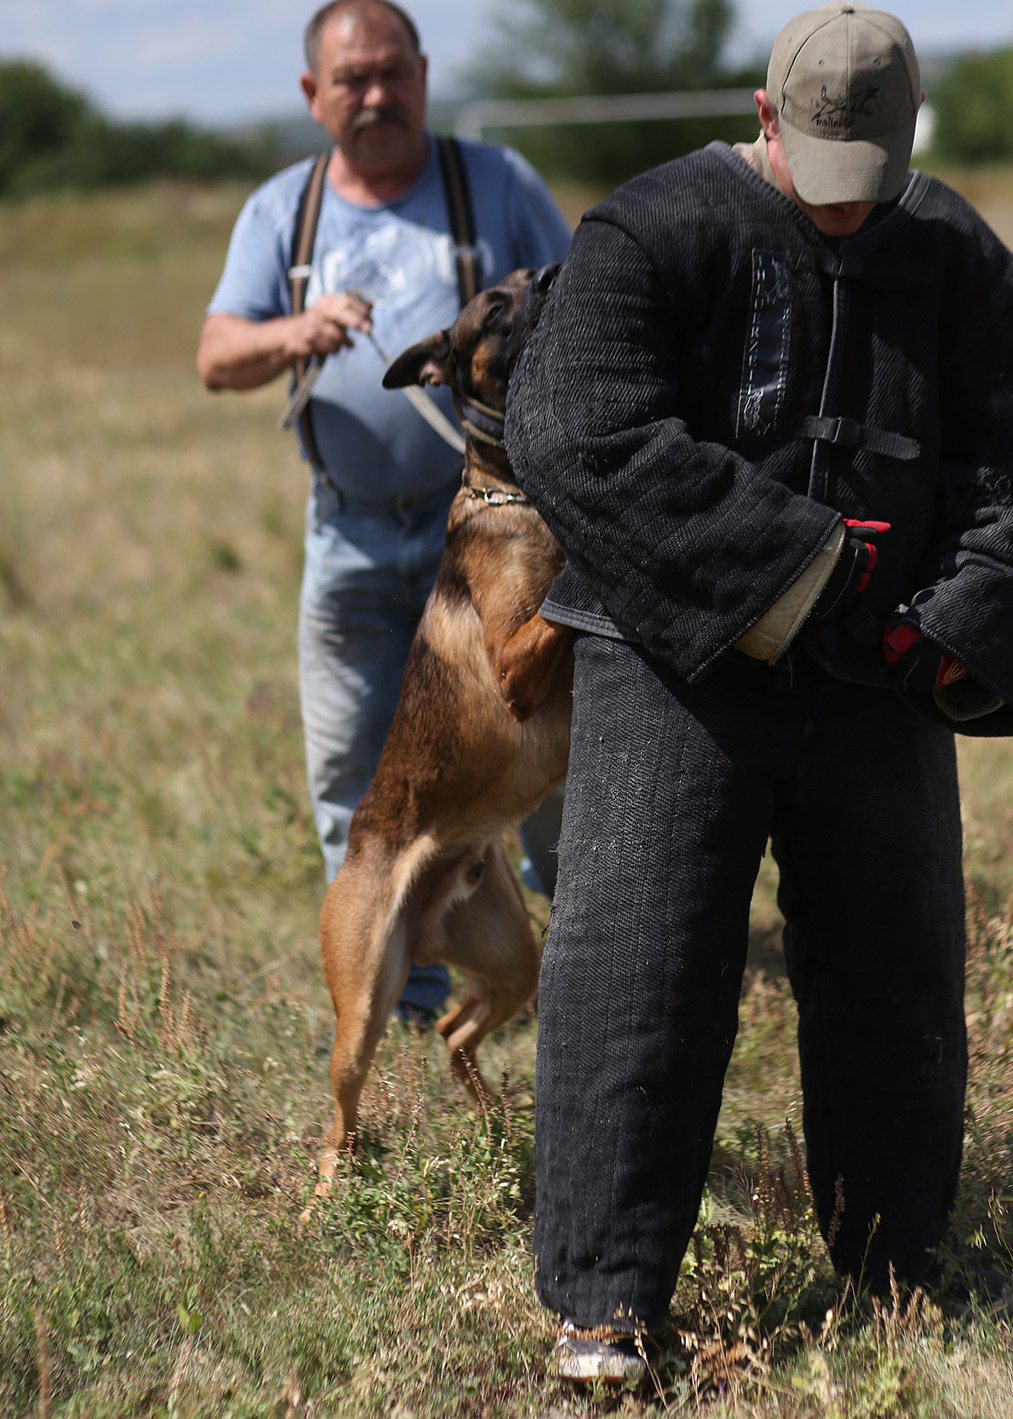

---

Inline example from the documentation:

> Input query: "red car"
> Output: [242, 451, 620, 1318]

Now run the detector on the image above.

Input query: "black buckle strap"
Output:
[791, 413, 921, 462]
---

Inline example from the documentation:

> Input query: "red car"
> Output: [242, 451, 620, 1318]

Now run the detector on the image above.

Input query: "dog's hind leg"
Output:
[305, 873, 412, 1220]
[437, 840, 540, 1104]
[304, 985, 407, 1221]
[322, 986, 398, 1171]
[434, 989, 494, 1103]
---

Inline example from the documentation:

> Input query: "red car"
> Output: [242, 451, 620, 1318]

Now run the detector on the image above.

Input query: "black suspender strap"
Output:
[286, 137, 480, 479]
[288, 148, 330, 473]
[436, 135, 481, 309]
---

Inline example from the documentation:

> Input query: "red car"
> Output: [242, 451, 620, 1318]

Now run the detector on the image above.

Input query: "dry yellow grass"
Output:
[1, 173, 1012, 1417]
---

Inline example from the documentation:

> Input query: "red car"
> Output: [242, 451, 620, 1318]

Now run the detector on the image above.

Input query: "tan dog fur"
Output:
[309, 267, 573, 1206]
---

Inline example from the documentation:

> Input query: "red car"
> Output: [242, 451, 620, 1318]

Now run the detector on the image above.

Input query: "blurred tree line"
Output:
[929, 49, 1013, 166]
[457, 0, 763, 187]
[4, 3, 1013, 204]
[0, 59, 275, 199]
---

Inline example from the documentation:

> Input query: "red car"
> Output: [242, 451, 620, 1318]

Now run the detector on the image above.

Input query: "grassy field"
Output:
[2, 171, 1013, 1418]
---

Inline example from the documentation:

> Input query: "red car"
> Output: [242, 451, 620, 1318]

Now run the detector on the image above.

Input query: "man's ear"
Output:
[755, 88, 779, 141]
[301, 70, 321, 121]
[383, 330, 452, 389]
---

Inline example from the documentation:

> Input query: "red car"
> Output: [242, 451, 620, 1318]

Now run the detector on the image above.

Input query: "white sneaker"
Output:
[554, 1320, 647, 1384]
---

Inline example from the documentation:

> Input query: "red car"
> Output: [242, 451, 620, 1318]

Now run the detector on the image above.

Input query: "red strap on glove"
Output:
[883, 617, 1005, 719]
[882, 620, 968, 692]
[811, 519, 891, 621]
[843, 518, 890, 596]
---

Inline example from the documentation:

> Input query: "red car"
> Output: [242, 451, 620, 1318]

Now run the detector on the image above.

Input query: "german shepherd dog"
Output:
[308, 266, 573, 1205]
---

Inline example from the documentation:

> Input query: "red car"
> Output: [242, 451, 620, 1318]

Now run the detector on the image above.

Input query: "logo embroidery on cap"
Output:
[810, 84, 883, 134]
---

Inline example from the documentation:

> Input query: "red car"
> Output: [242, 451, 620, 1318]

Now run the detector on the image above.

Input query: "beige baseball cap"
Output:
[767, 2, 921, 205]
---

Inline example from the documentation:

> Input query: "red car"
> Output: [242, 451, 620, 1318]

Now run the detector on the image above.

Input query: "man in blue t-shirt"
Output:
[197, 0, 571, 1021]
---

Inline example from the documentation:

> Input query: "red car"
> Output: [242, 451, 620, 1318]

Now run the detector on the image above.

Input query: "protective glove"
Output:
[811, 519, 891, 622]
[883, 615, 1004, 720]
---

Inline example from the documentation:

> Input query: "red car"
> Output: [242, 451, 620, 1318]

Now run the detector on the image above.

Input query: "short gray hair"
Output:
[304, 0, 421, 72]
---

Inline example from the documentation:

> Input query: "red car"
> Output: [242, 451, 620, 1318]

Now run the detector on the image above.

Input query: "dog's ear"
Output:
[383, 331, 452, 390]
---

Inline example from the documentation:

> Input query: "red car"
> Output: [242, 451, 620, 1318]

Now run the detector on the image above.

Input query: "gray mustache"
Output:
[353, 105, 409, 132]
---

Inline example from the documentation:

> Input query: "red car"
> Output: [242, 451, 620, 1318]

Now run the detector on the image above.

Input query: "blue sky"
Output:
[3, 0, 1012, 125]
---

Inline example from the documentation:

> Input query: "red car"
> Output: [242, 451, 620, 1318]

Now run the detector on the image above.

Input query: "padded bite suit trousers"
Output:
[534, 634, 967, 1330]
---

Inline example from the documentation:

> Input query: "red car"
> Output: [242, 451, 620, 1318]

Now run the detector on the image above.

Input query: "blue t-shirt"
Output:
[206, 135, 572, 501]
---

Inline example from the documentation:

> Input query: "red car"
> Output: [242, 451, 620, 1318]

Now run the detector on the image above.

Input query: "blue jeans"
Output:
[299, 477, 563, 1017]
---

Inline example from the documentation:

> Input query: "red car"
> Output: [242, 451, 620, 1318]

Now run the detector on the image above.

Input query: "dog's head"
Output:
[382, 265, 559, 428]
